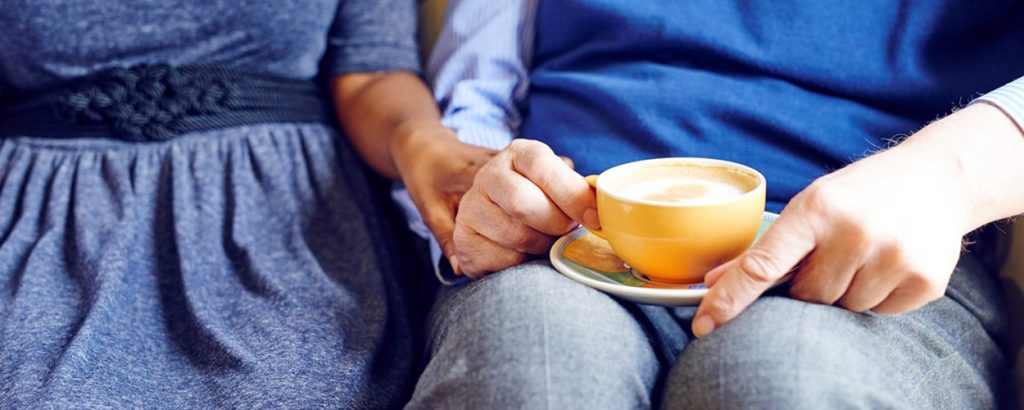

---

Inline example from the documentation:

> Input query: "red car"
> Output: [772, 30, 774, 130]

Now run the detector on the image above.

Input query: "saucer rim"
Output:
[549, 211, 779, 305]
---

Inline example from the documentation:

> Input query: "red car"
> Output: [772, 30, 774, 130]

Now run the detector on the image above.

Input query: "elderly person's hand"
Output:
[391, 124, 497, 267]
[693, 103, 1024, 337]
[452, 139, 598, 277]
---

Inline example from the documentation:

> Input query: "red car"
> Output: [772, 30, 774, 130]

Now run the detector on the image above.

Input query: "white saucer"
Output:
[550, 212, 780, 306]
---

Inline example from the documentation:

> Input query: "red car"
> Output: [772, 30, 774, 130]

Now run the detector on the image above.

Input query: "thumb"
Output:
[692, 216, 815, 338]
[421, 197, 460, 274]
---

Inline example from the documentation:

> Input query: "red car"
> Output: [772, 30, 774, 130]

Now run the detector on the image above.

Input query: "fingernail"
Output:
[583, 208, 600, 230]
[449, 255, 461, 275]
[692, 315, 716, 338]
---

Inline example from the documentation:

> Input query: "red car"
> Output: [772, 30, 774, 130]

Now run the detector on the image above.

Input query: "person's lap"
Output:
[407, 261, 671, 408]
[408, 254, 1007, 409]
[0, 130, 418, 408]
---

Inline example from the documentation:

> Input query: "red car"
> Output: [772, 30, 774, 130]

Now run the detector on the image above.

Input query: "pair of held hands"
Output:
[396, 105, 1009, 338]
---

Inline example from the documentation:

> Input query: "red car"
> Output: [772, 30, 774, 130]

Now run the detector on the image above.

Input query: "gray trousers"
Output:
[406, 254, 1008, 409]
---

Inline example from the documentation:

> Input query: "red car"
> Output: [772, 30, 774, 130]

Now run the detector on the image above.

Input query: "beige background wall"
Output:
[418, 0, 447, 60]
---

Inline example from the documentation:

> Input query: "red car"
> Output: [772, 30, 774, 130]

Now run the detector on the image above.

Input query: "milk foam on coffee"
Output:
[603, 163, 757, 205]
[624, 177, 746, 203]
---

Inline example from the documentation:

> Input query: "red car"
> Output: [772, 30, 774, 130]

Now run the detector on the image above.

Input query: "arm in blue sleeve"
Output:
[976, 76, 1024, 132]
[391, 0, 538, 284]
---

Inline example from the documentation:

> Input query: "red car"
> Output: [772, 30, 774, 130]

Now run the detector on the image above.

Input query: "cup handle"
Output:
[584, 175, 607, 239]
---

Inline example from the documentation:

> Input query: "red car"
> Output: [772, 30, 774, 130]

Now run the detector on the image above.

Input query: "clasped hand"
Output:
[443, 135, 973, 339]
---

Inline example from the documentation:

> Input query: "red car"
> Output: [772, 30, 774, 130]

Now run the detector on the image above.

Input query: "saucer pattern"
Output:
[554, 213, 777, 290]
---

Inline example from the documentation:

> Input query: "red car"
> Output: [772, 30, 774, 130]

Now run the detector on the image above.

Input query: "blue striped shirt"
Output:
[397, 0, 1024, 284]
[392, 0, 537, 284]
[979, 77, 1024, 129]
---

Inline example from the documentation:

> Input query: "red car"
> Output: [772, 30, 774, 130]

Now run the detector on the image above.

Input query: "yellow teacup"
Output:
[585, 158, 766, 284]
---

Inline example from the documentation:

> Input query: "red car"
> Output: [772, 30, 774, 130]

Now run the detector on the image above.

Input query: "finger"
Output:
[692, 214, 816, 338]
[834, 251, 905, 312]
[507, 140, 597, 227]
[419, 193, 460, 267]
[842, 251, 948, 314]
[835, 267, 896, 314]
[469, 191, 557, 254]
[702, 260, 731, 287]
[453, 221, 530, 278]
[560, 156, 575, 169]
[787, 236, 867, 305]
[481, 166, 576, 235]
[869, 279, 943, 315]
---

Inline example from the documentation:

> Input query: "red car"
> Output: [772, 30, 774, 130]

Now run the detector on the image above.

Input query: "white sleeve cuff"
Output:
[442, 112, 517, 151]
[974, 76, 1024, 132]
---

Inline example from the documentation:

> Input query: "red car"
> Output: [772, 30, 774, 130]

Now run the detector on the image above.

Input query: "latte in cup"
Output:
[619, 164, 756, 204]
[585, 158, 765, 284]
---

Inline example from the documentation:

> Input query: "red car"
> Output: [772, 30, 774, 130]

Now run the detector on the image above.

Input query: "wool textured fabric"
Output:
[0, 0, 421, 408]
[407, 0, 1024, 282]
[408, 255, 1008, 409]
[522, 0, 1024, 213]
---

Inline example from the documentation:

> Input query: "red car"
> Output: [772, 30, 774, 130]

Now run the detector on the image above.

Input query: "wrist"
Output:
[390, 121, 459, 179]
[899, 103, 1024, 231]
[879, 138, 975, 235]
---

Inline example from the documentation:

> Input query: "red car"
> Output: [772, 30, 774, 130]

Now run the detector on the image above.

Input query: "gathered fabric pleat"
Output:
[0, 124, 413, 409]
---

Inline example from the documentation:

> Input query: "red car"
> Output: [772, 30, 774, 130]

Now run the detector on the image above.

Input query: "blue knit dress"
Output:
[0, 1, 421, 408]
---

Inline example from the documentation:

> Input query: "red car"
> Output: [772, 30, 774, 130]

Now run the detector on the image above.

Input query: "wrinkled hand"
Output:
[692, 140, 975, 338]
[453, 139, 598, 277]
[392, 126, 497, 267]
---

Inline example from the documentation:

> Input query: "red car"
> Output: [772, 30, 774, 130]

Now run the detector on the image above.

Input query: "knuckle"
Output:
[820, 291, 844, 306]
[906, 273, 945, 302]
[798, 181, 855, 222]
[462, 262, 488, 280]
[706, 289, 737, 318]
[453, 246, 480, 275]
[843, 220, 877, 245]
[499, 188, 531, 220]
[834, 293, 871, 313]
[843, 220, 891, 257]
[788, 284, 813, 302]
[508, 138, 531, 151]
[510, 140, 555, 172]
[789, 283, 834, 305]
[844, 301, 871, 314]
[452, 225, 474, 253]
[880, 242, 915, 269]
[510, 138, 546, 154]
[509, 251, 530, 267]
[504, 202, 530, 222]
[790, 284, 839, 303]
[509, 224, 538, 250]
[508, 139, 541, 161]
[454, 194, 481, 224]
[799, 181, 839, 212]
[460, 261, 486, 278]
[738, 249, 783, 284]
[474, 162, 501, 185]
[479, 251, 528, 275]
